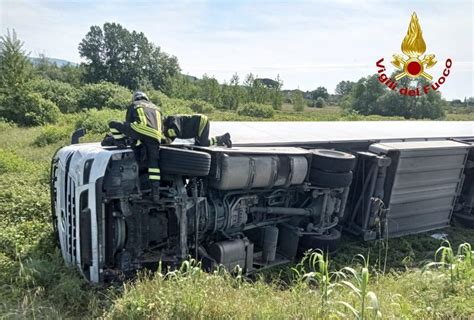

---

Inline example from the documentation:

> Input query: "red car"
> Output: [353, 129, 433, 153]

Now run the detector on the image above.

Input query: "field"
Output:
[0, 109, 473, 319]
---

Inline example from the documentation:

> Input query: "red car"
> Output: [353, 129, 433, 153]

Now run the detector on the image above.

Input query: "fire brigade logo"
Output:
[391, 12, 436, 81]
[375, 12, 452, 96]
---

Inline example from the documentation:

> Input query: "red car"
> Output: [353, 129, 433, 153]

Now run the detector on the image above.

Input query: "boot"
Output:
[152, 182, 160, 202]
[216, 133, 232, 148]
[101, 134, 127, 148]
[101, 134, 115, 146]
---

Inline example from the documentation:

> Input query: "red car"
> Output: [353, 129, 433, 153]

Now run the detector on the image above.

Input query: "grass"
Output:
[0, 111, 473, 319]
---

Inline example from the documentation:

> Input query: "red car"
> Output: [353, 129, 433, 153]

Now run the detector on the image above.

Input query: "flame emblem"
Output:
[391, 12, 437, 81]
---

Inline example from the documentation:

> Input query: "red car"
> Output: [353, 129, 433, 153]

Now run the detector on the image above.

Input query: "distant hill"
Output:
[29, 57, 77, 67]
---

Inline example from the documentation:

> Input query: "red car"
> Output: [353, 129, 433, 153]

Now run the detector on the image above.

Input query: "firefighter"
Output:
[103, 91, 162, 201]
[163, 114, 232, 147]
[102, 92, 232, 202]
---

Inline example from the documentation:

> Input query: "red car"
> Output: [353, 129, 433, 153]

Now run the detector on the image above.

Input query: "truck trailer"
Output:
[51, 121, 474, 283]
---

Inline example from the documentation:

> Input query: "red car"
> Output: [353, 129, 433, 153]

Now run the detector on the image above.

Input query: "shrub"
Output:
[189, 99, 215, 113]
[315, 97, 325, 108]
[0, 92, 60, 126]
[29, 78, 80, 113]
[33, 125, 69, 147]
[77, 81, 131, 110]
[0, 90, 61, 126]
[148, 91, 194, 116]
[0, 118, 15, 132]
[75, 108, 124, 134]
[23, 93, 61, 126]
[292, 91, 305, 112]
[237, 103, 274, 118]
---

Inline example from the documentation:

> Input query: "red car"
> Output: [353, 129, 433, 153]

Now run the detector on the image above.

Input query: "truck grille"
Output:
[68, 176, 77, 261]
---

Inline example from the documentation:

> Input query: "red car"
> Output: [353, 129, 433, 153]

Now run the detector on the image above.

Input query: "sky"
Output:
[1, 0, 473, 100]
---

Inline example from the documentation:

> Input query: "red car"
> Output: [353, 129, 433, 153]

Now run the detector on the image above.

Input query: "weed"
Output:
[339, 255, 382, 319]
[424, 241, 474, 290]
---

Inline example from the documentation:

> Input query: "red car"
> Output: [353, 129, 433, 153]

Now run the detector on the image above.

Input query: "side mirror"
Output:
[71, 128, 87, 145]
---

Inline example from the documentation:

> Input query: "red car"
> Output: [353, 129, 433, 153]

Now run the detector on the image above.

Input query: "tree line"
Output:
[0, 23, 460, 126]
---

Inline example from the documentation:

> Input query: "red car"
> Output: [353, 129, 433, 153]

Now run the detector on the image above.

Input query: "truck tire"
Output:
[299, 228, 341, 253]
[310, 169, 353, 188]
[311, 149, 356, 173]
[160, 147, 211, 176]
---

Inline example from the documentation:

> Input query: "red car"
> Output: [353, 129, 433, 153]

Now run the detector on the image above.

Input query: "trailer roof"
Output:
[209, 121, 474, 146]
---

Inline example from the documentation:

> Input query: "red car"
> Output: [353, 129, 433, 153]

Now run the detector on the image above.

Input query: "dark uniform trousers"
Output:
[108, 100, 162, 195]
[163, 114, 217, 146]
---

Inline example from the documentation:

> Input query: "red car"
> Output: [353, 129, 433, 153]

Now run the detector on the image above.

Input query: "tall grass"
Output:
[339, 255, 382, 319]
[424, 241, 474, 290]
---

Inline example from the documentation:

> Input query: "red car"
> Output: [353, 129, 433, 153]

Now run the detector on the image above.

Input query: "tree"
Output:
[335, 80, 354, 96]
[350, 75, 386, 115]
[347, 73, 445, 119]
[163, 74, 199, 100]
[78, 23, 180, 90]
[269, 75, 283, 110]
[0, 30, 59, 125]
[292, 90, 305, 112]
[0, 29, 31, 95]
[34, 54, 83, 87]
[311, 86, 329, 100]
[221, 74, 244, 110]
[244, 73, 269, 104]
[199, 74, 221, 106]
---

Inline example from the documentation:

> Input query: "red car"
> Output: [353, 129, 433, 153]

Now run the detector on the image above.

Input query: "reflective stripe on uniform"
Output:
[167, 128, 177, 138]
[148, 168, 161, 173]
[210, 137, 217, 145]
[149, 174, 161, 181]
[112, 133, 125, 139]
[198, 115, 208, 136]
[131, 122, 163, 140]
[155, 110, 162, 132]
[137, 107, 147, 125]
[110, 128, 120, 134]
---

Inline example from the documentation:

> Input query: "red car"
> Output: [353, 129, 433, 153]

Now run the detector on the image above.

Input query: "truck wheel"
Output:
[453, 212, 474, 228]
[299, 228, 341, 253]
[309, 169, 353, 188]
[160, 147, 211, 176]
[311, 149, 356, 173]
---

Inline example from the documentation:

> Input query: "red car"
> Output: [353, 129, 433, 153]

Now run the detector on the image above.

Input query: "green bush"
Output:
[75, 108, 124, 134]
[77, 81, 131, 110]
[237, 103, 274, 118]
[0, 92, 60, 126]
[0, 118, 15, 132]
[315, 97, 325, 108]
[30, 78, 80, 113]
[33, 125, 69, 147]
[189, 99, 215, 113]
[148, 91, 194, 116]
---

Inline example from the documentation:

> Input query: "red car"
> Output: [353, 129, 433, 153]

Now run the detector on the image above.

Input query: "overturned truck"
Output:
[51, 121, 474, 283]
